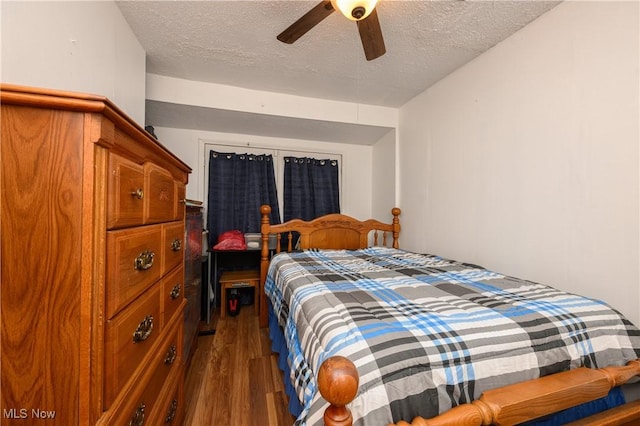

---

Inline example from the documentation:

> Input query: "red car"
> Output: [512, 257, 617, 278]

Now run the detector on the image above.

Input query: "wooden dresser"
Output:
[0, 85, 191, 425]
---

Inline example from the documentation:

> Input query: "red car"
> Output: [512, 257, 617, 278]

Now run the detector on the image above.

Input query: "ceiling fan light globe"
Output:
[331, 0, 379, 21]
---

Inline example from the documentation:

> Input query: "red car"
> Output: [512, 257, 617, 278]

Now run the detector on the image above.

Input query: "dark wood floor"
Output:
[184, 305, 295, 426]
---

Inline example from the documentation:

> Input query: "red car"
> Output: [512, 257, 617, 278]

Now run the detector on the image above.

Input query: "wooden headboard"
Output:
[258, 204, 401, 326]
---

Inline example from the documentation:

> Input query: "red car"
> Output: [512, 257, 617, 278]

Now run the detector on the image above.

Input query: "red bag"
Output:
[212, 230, 246, 250]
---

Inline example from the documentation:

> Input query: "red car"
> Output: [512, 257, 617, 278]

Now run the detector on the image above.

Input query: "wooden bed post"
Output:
[391, 207, 401, 249]
[318, 356, 359, 426]
[259, 205, 272, 328]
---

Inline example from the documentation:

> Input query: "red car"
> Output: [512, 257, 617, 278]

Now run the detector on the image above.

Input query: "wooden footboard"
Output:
[318, 357, 640, 426]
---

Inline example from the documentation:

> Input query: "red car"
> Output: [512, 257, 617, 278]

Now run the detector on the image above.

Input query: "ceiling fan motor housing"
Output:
[351, 6, 366, 19]
[331, 0, 379, 21]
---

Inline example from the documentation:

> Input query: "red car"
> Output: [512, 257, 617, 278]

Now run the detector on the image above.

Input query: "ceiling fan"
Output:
[277, 0, 386, 61]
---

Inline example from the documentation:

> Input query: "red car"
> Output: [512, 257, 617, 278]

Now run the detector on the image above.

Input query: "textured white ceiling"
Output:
[116, 0, 561, 141]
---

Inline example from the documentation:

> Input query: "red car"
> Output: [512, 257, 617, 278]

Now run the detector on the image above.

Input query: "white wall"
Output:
[155, 126, 374, 221]
[398, 1, 640, 325]
[372, 130, 398, 221]
[0, 1, 146, 124]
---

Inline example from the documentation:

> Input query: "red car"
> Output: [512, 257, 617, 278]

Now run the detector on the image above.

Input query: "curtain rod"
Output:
[204, 141, 342, 160]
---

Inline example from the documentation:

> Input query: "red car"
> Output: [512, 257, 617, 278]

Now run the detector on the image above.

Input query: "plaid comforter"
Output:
[265, 247, 640, 426]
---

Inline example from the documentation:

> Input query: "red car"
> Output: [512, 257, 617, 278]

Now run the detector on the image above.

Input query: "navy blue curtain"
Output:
[207, 151, 280, 248]
[283, 157, 340, 222]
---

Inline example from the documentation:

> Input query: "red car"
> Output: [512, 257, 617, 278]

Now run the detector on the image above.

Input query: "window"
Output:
[202, 142, 342, 231]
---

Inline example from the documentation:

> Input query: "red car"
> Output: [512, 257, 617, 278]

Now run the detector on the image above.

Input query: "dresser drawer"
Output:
[162, 221, 184, 275]
[107, 154, 145, 229]
[114, 316, 183, 426]
[144, 163, 177, 224]
[149, 365, 184, 426]
[107, 224, 163, 318]
[104, 284, 163, 407]
[162, 266, 184, 327]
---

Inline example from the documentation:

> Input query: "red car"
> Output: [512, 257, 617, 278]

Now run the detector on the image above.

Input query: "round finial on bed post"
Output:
[318, 356, 359, 426]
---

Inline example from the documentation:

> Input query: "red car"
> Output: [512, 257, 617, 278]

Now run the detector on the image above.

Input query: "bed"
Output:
[258, 205, 640, 426]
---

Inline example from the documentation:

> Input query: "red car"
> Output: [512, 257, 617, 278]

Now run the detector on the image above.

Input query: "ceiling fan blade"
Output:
[357, 8, 386, 61]
[277, 1, 335, 44]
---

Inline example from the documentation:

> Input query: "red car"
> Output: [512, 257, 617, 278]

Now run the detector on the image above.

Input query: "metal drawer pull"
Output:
[164, 344, 177, 365]
[130, 188, 144, 200]
[134, 250, 155, 270]
[165, 399, 178, 424]
[170, 284, 181, 300]
[129, 402, 145, 426]
[132, 315, 154, 343]
[170, 238, 182, 251]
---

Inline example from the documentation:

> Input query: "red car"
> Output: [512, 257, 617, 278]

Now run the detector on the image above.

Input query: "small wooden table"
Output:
[219, 270, 259, 319]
